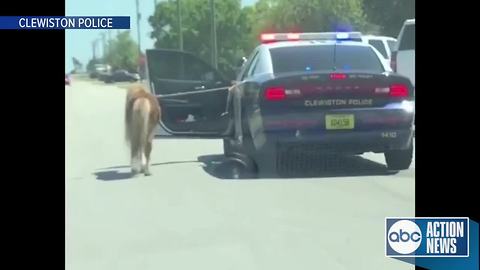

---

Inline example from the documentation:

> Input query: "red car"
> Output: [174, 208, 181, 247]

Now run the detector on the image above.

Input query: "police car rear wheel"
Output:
[223, 138, 235, 157]
[385, 144, 413, 170]
[223, 136, 255, 157]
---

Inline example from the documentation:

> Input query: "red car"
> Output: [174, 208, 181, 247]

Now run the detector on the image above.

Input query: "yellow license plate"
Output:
[325, 114, 355, 130]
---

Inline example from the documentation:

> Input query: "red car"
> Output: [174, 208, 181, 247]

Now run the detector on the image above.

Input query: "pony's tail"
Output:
[125, 99, 133, 144]
[130, 98, 150, 158]
[125, 86, 144, 143]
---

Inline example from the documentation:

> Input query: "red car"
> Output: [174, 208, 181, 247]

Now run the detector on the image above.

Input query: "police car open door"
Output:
[146, 49, 232, 136]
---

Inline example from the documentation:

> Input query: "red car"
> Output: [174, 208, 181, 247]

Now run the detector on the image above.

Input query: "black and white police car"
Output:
[146, 32, 415, 176]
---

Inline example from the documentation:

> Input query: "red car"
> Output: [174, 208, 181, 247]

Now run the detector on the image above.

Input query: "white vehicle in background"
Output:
[391, 19, 415, 87]
[90, 64, 112, 79]
[361, 35, 397, 67]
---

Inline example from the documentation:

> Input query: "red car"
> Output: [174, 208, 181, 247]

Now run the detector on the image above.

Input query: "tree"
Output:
[104, 31, 140, 72]
[147, 0, 392, 79]
[362, 0, 415, 36]
[251, 0, 370, 36]
[86, 58, 103, 72]
[149, 0, 252, 79]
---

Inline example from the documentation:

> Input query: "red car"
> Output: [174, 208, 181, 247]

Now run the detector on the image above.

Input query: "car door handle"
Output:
[194, 85, 205, 90]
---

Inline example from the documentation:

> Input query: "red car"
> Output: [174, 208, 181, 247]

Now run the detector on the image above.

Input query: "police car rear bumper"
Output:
[248, 128, 413, 176]
[259, 128, 414, 154]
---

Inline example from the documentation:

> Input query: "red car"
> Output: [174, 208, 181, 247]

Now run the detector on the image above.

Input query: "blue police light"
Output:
[305, 66, 312, 71]
[333, 22, 354, 33]
[336, 32, 350, 40]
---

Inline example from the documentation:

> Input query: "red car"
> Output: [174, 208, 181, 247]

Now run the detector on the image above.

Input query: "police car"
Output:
[146, 32, 415, 175]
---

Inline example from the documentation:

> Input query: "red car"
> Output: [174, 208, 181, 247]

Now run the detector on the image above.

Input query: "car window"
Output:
[399, 24, 415, 50]
[184, 58, 218, 81]
[148, 51, 218, 82]
[248, 53, 262, 77]
[368, 40, 388, 59]
[335, 46, 385, 72]
[270, 46, 334, 74]
[270, 45, 384, 74]
[148, 52, 183, 80]
[241, 51, 259, 80]
[252, 55, 267, 76]
[387, 40, 397, 52]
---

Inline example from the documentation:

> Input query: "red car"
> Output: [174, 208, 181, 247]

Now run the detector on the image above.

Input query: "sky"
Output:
[65, 0, 258, 72]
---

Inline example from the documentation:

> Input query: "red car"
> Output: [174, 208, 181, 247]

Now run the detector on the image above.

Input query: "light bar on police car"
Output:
[260, 32, 362, 43]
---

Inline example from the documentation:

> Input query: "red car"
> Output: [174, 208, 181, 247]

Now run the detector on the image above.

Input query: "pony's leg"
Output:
[131, 145, 142, 175]
[131, 147, 139, 175]
[140, 149, 147, 174]
[143, 140, 152, 176]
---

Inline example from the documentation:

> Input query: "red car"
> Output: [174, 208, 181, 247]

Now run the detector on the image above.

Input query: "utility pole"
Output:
[92, 39, 97, 60]
[135, 0, 142, 54]
[177, 0, 183, 50]
[106, 31, 111, 59]
[100, 32, 107, 59]
[107, 30, 112, 45]
[210, 0, 217, 68]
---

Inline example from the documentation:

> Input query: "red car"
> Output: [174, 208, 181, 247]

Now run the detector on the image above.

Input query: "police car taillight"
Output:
[374, 84, 409, 97]
[389, 84, 409, 97]
[264, 87, 286, 101]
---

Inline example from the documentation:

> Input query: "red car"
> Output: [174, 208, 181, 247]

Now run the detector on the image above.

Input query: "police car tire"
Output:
[385, 144, 413, 170]
[223, 135, 255, 156]
[223, 138, 234, 157]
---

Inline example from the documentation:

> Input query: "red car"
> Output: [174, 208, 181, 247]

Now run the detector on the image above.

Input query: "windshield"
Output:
[399, 24, 415, 50]
[270, 45, 384, 74]
[387, 40, 397, 52]
[368, 39, 388, 59]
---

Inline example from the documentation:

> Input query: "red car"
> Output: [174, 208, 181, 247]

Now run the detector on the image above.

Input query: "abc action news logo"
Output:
[386, 218, 469, 257]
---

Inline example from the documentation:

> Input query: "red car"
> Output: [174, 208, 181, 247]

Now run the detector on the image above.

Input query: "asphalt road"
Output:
[66, 77, 415, 270]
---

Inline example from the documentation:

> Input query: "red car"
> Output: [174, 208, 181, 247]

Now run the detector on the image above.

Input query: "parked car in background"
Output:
[391, 19, 415, 133]
[89, 64, 111, 79]
[104, 69, 141, 83]
[361, 35, 397, 67]
[391, 19, 415, 87]
[97, 71, 112, 82]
